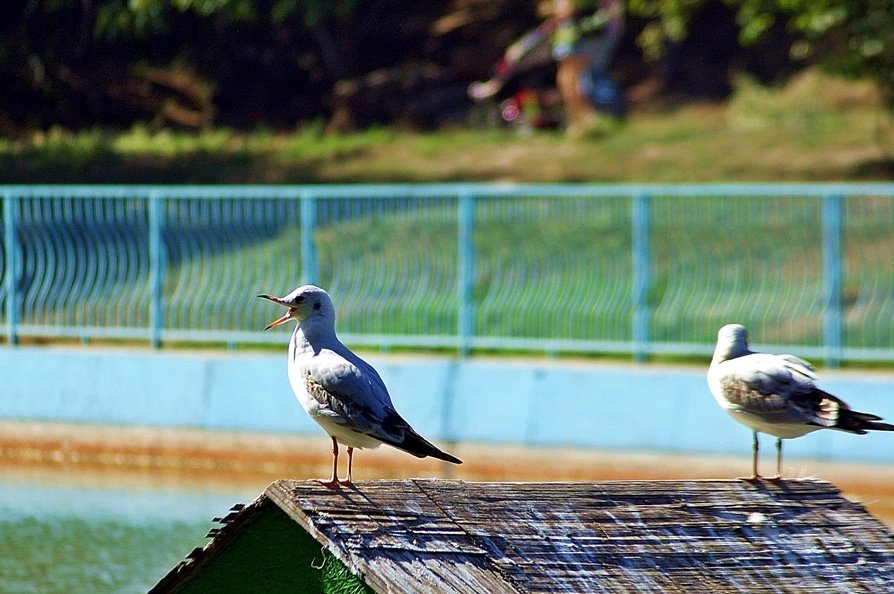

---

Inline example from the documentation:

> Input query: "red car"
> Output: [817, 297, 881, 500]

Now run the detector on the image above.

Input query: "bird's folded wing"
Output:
[719, 354, 811, 411]
[774, 353, 817, 379]
[720, 353, 836, 425]
[303, 355, 406, 442]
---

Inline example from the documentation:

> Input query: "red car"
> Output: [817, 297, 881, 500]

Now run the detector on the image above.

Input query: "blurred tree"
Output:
[0, 0, 407, 129]
[629, 0, 894, 105]
[1, 0, 891, 131]
[92, 0, 367, 82]
[764, 1, 894, 105]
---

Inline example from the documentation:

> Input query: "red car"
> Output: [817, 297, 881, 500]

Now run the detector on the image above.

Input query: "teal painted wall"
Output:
[2, 346, 893, 463]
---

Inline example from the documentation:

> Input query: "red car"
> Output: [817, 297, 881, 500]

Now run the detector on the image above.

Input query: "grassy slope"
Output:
[0, 69, 891, 184]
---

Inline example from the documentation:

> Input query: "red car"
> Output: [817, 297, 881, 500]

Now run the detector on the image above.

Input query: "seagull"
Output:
[258, 284, 462, 488]
[708, 323, 894, 480]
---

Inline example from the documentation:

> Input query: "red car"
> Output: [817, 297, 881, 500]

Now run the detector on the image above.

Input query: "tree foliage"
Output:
[630, 0, 894, 102]
[1, 0, 891, 133]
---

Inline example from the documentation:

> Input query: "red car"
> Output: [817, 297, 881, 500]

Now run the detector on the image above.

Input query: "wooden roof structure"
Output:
[153, 478, 894, 593]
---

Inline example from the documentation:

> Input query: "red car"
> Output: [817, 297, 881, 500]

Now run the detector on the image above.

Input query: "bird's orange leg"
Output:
[317, 436, 340, 489]
[340, 447, 354, 486]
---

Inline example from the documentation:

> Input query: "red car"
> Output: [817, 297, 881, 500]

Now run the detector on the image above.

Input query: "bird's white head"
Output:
[713, 323, 751, 363]
[258, 285, 336, 331]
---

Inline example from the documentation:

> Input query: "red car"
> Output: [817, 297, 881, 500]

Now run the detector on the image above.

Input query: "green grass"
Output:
[0, 68, 891, 184]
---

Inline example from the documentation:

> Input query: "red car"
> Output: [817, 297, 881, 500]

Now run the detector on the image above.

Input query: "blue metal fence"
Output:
[3, 183, 894, 362]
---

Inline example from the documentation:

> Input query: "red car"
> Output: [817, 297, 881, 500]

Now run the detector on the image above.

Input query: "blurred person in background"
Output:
[552, 0, 625, 137]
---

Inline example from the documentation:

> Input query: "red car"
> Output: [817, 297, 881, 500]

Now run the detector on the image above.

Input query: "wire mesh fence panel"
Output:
[844, 194, 894, 354]
[162, 193, 302, 338]
[474, 192, 632, 350]
[3, 184, 894, 362]
[649, 194, 825, 350]
[13, 192, 152, 338]
[314, 191, 460, 344]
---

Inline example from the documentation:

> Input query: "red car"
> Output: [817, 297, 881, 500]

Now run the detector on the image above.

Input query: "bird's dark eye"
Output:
[313, 300, 322, 311]
[295, 295, 305, 304]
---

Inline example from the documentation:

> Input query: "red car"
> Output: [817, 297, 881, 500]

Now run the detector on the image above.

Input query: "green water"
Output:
[0, 472, 256, 593]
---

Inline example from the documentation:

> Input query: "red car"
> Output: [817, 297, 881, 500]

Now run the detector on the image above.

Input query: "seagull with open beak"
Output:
[259, 284, 462, 488]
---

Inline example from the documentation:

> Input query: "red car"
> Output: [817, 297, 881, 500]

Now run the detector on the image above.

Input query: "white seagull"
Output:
[708, 323, 894, 479]
[259, 284, 462, 488]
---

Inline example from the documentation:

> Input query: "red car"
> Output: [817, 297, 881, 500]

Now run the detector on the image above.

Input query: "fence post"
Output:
[822, 193, 843, 367]
[301, 192, 318, 286]
[632, 192, 651, 362]
[457, 192, 475, 356]
[3, 192, 19, 346]
[148, 191, 165, 348]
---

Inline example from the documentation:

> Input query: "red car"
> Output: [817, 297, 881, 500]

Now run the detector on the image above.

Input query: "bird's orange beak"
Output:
[258, 294, 295, 330]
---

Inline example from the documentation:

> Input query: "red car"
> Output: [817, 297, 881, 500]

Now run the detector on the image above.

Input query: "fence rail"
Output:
[3, 183, 894, 364]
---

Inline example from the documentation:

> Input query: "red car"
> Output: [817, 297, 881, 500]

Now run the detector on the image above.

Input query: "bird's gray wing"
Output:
[303, 350, 410, 443]
[719, 352, 837, 425]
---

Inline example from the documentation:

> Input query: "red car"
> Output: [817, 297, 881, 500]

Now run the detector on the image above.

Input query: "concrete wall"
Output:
[2, 346, 893, 463]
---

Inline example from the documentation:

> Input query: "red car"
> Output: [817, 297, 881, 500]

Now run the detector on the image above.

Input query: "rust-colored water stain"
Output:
[2, 420, 892, 529]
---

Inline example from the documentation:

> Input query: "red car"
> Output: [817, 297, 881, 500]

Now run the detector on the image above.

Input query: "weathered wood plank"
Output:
[432, 479, 894, 593]
[266, 478, 894, 594]
[266, 479, 522, 594]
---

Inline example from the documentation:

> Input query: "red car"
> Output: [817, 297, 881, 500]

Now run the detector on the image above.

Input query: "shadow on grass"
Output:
[0, 146, 324, 184]
[850, 158, 894, 180]
[0, 148, 506, 185]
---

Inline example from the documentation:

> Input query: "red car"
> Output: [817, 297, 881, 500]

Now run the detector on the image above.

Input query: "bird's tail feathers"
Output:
[392, 429, 463, 464]
[836, 409, 894, 435]
[864, 420, 894, 432]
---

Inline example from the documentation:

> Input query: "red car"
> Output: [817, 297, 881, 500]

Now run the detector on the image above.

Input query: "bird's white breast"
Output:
[286, 332, 382, 449]
[725, 408, 820, 439]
